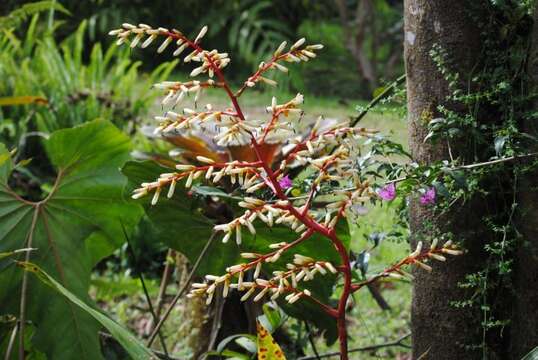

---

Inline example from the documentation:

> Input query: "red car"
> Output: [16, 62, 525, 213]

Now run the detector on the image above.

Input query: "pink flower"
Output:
[278, 175, 293, 190]
[420, 187, 436, 205]
[378, 183, 396, 201]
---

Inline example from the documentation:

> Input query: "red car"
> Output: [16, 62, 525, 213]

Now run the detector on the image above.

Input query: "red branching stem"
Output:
[252, 140, 353, 357]
[237, 231, 336, 317]
[248, 103, 353, 360]
[260, 111, 282, 144]
[301, 159, 338, 216]
[332, 234, 352, 360]
[163, 30, 246, 120]
[168, 30, 354, 358]
[235, 51, 298, 97]
[250, 283, 336, 316]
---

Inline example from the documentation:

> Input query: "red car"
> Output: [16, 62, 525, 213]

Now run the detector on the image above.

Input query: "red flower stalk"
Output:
[111, 23, 463, 359]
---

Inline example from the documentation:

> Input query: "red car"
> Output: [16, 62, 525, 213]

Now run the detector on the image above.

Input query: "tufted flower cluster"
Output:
[110, 23, 463, 358]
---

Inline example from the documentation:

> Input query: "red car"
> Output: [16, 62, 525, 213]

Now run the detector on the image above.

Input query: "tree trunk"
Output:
[404, 1, 487, 359]
[511, 3, 538, 358]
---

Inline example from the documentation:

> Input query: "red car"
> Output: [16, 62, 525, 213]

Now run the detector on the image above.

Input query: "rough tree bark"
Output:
[511, 3, 538, 358]
[404, 1, 488, 359]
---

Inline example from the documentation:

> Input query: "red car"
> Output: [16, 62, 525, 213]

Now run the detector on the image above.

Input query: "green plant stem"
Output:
[5, 323, 18, 360]
[154, 249, 174, 319]
[304, 321, 321, 360]
[121, 221, 169, 357]
[459, 152, 538, 169]
[351, 73, 406, 127]
[147, 232, 217, 347]
[47, 0, 56, 31]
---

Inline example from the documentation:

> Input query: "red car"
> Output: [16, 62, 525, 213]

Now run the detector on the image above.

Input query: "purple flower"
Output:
[377, 183, 396, 201]
[278, 175, 293, 190]
[420, 187, 436, 205]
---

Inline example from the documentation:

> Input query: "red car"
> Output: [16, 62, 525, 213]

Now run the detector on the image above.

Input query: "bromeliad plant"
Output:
[110, 23, 463, 358]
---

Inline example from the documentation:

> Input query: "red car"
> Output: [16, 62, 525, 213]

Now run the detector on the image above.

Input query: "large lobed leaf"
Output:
[0, 120, 142, 359]
[122, 160, 350, 344]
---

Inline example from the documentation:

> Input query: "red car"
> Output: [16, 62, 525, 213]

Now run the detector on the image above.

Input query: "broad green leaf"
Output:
[257, 321, 286, 360]
[18, 262, 154, 360]
[0, 120, 143, 359]
[122, 160, 223, 276]
[122, 160, 350, 344]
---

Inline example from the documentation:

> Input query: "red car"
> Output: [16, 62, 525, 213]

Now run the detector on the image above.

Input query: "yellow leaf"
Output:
[257, 320, 286, 360]
[0, 96, 48, 106]
[372, 86, 386, 99]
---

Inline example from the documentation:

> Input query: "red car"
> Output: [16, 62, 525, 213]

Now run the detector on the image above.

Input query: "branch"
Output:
[351, 242, 463, 293]
[4, 322, 18, 360]
[351, 73, 406, 127]
[459, 152, 538, 169]
[120, 221, 169, 356]
[304, 321, 321, 360]
[297, 333, 411, 360]
[147, 232, 217, 347]
[154, 249, 174, 320]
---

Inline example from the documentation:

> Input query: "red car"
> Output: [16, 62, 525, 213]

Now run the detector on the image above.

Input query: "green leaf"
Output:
[221, 350, 252, 359]
[522, 347, 538, 360]
[260, 303, 283, 332]
[18, 262, 153, 360]
[122, 160, 226, 276]
[0, 1, 70, 30]
[0, 247, 36, 260]
[0, 120, 142, 359]
[236, 336, 257, 354]
[0, 96, 48, 106]
[216, 334, 257, 353]
[432, 180, 450, 199]
[447, 169, 468, 190]
[122, 160, 350, 344]
[192, 185, 242, 200]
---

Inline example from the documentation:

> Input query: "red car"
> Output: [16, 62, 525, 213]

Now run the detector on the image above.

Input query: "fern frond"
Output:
[0, 1, 70, 30]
